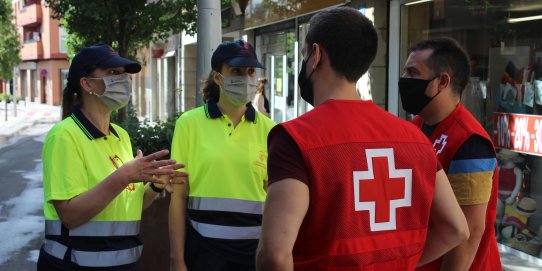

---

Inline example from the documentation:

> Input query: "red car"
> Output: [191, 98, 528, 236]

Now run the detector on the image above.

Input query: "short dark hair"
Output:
[305, 7, 378, 82]
[410, 37, 470, 96]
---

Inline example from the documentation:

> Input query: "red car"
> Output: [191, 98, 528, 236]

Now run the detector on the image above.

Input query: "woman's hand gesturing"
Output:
[119, 149, 187, 186]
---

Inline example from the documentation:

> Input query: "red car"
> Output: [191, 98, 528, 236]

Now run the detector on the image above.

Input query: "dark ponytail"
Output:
[62, 66, 96, 119]
[61, 83, 81, 119]
[202, 71, 220, 103]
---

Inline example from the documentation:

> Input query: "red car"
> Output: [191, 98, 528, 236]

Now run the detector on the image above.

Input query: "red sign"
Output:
[493, 112, 542, 156]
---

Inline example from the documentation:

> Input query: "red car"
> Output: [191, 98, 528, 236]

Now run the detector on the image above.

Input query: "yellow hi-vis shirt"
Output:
[171, 102, 275, 202]
[40, 108, 144, 269]
[42, 110, 144, 222]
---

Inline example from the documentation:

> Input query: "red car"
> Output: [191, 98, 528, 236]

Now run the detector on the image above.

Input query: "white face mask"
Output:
[220, 75, 258, 107]
[89, 73, 132, 111]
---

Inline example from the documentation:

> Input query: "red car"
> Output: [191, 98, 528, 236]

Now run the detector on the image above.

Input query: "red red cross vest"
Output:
[413, 103, 501, 271]
[278, 100, 438, 270]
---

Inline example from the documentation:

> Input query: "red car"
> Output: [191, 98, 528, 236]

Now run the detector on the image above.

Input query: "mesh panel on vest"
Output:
[293, 141, 435, 268]
[295, 243, 423, 270]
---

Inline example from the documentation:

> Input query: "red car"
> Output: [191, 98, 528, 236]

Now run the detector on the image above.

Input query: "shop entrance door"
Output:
[268, 54, 289, 123]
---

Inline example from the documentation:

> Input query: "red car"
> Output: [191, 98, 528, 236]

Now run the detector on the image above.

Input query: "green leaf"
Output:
[44, 0, 197, 57]
[0, 0, 22, 80]
[111, 103, 182, 158]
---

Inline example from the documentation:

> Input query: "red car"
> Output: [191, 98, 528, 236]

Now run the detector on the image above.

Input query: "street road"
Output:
[0, 124, 53, 270]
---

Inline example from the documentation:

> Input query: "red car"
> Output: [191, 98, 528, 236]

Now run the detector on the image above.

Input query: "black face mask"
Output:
[398, 77, 440, 115]
[298, 52, 316, 106]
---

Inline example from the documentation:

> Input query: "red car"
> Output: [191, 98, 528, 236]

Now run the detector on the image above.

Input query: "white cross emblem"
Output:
[433, 134, 448, 154]
[353, 148, 412, 232]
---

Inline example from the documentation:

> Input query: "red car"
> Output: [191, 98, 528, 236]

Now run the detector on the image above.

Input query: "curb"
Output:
[0, 117, 59, 145]
[0, 120, 37, 144]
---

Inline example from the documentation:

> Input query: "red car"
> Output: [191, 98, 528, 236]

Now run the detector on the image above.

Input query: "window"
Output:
[59, 26, 67, 53]
[60, 69, 69, 91]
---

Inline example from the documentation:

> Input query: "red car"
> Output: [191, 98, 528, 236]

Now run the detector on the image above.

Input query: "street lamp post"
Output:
[4, 95, 7, 122]
[195, 0, 221, 106]
[13, 68, 18, 117]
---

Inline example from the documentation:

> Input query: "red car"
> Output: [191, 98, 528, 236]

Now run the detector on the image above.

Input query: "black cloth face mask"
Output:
[398, 76, 440, 115]
[298, 51, 317, 106]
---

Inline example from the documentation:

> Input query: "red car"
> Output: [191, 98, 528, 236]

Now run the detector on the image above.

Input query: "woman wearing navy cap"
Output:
[38, 44, 186, 271]
[168, 40, 275, 271]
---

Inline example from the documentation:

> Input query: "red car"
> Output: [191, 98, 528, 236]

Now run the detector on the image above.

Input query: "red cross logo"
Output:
[110, 155, 135, 191]
[353, 148, 412, 232]
[432, 134, 448, 155]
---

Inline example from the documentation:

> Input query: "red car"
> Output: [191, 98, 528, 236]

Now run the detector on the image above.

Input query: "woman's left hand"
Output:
[154, 166, 188, 193]
[119, 149, 187, 186]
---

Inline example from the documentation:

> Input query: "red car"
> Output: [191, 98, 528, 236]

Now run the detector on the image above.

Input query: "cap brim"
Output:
[100, 55, 142, 73]
[225, 57, 264, 69]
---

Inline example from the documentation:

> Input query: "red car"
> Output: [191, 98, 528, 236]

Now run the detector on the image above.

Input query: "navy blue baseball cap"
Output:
[67, 43, 141, 88]
[211, 40, 264, 71]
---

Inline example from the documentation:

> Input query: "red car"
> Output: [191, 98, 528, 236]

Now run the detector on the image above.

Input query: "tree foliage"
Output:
[111, 103, 180, 158]
[44, 0, 197, 57]
[0, 0, 21, 80]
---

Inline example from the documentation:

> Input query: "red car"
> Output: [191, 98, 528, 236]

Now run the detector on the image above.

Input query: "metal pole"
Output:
[13, 68, 18, 117]
[388, 0, 401, 116]
[196, 0, 221, 106]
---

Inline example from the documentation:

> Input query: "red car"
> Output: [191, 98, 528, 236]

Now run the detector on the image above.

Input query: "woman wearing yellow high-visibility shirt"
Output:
[38, 44, 186, 271]
[169, 40, 275, 271]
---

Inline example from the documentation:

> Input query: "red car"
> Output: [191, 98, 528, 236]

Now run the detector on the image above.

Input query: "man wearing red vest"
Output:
[256, 7, 469, 271]
[399, 37, 502, 270]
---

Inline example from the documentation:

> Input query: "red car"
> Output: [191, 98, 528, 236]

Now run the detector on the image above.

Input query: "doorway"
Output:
[40, 76, 46, 104]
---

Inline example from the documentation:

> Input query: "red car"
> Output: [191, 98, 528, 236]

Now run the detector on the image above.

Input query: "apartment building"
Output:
[12, 0, 68, 105]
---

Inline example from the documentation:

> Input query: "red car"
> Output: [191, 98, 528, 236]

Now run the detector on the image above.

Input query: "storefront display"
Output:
[400, 0, 542, 261]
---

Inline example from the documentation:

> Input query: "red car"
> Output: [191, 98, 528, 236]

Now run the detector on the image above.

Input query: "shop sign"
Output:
[244, 0, 343, 29]
[493, 112, 542, 156]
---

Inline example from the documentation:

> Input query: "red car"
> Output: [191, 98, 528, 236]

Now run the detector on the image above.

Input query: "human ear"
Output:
[312, 43, 322, 69]
[438, 73, 451, 90]
[79, 77, 94, 93]
[212, 71, 223, 85]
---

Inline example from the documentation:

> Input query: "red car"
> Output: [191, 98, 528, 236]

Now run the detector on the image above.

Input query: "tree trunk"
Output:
[140, 193, 171, 271]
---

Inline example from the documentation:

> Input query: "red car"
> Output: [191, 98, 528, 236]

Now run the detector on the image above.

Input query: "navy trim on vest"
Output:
[205, 101, 257, 123]
[187, 209, 262, 227]
[71, 107, 120, 140]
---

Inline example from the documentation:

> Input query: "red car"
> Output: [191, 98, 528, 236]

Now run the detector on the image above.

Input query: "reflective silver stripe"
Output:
[190, 219, 260, 239]
[45, 220, 61, 235]
[45, 220, 140, 236]
[43, 239, 142, 267]
[188, 197, 263, 215]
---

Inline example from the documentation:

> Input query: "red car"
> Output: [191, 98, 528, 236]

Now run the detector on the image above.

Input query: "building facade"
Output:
[12, 0, 69, 106]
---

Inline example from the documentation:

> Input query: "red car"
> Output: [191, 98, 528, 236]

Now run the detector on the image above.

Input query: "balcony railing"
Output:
[21, 40, 43, 61]
[16, 3, 42, 26]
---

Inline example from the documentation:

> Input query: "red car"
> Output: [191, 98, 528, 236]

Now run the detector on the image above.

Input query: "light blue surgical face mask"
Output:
[87, 73, 132, 111]
[219, 74, 258, 107]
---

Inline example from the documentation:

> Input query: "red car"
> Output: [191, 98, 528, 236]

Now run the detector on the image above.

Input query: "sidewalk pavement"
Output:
[0, 100, 60, 145]
[500, 244, 542, 270]
[0, 100, 541, 270]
